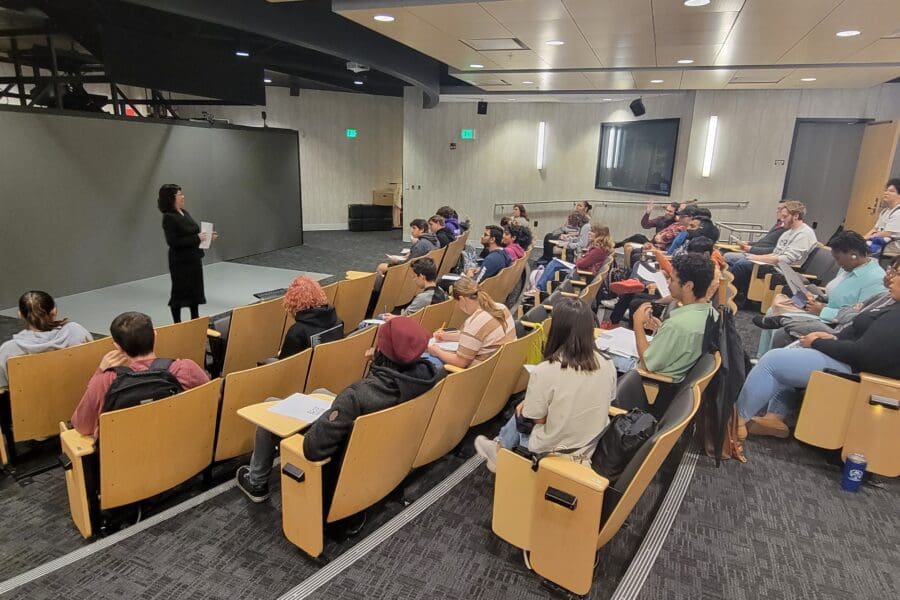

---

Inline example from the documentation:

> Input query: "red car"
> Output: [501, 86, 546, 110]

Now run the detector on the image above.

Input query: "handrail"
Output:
[492, 199, 749, 214]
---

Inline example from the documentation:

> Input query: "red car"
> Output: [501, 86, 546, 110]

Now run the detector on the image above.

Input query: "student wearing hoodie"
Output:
[387, 258, 447, 317]
[374, 219, 439, 292]
[0, 291, 93, 389]
[428, 215, 455, 248]
[236, 317, 445, 503]
[279, 276, 342, 359]
[437, 206, 465, 237]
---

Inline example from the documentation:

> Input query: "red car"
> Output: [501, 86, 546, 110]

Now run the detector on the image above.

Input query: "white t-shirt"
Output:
[874, 205, 900, 234]
[522, 356, 617, 456]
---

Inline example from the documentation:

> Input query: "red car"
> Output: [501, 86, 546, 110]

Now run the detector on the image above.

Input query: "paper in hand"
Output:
[199, 221, 214, 249]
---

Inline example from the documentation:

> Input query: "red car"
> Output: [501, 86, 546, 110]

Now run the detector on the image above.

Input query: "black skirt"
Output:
[162, 210, 206, 308]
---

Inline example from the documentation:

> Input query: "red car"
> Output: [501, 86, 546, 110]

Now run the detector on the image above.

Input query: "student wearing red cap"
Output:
[237, 317, 445, 503]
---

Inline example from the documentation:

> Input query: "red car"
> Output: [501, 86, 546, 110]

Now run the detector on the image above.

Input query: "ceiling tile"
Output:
[583, 71, 637, 90]
[479, 0, 570, 23]
[577, 17, 654, 38]
[775, 66, 900, 88]
[652, 0, 746, 14]
[478, 49, 551, 69]
[563, 0, 652, 20]
[632, 70, 683, 88]
[407, 3, 512, 39]
[656, 44, 724, 66]
[592, 45, 658, 67]
[653, 10, 739, 34]
[680, 69, 737, 89]
[655, 29, 731, 46]
[845, 38, 900, 63]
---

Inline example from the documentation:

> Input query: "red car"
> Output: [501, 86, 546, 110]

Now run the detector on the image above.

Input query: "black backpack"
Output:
[591, 409, 658, 482]
[103, 358, 184, 413]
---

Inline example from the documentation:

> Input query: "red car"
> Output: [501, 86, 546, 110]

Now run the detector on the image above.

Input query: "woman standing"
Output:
[158, 184, 214, 323]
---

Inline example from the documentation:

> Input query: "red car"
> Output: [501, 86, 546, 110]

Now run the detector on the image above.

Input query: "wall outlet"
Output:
[533, 220, 538, 227]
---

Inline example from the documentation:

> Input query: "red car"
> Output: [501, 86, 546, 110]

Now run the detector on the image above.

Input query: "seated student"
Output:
[737, 269, 900, 440]
[280, 276, 342, 359]
[436, 206, 466, 236]
[723, 202, 786, 262]
[473, 298, 617, 471]
[629, 253, 716, 382]
[536, 202, 591, 265]
[510, 203, 529, 227]
[0, 290, 93, 390]
[386, 258, 447, 318]
[428, 215, 455, 248]
[726, 200, 817, 300]
[236, 317, 445, 502]
[70, 312, 210, 438]
[754, 231, 886, 357]
[534, 223, 613, 294]
[427, 277, 516, 368]
[863, 178, 900, 255]
[615, 200, 679, 247]
[374, 219, 439, 293]
[650, 205, 694, 251]
[466, 225, 512, 282]
[666, 208, 711, 256]
[502, 223, 531, 261]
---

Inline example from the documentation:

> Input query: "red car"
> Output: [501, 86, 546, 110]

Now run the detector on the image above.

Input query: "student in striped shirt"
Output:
[427, 277, 516, 368]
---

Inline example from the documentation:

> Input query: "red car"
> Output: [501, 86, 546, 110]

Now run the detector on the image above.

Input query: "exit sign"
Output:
[460, 128, 475, 140]
[346, 128, 358, 138]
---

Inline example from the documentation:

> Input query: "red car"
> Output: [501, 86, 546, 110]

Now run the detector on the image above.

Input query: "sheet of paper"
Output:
[267, 392, 333, 422]
[523, 364, 537, 373]
[636, 264, 670, 297]
[556, 260, 576, 270]
[748, 257, 771, 266]
[199, 221, 214, 250]
[441, 274, 461, 281]
[595, 328, 652, 358]
[429, 337, 459, 352]
[386, 254, 406, 262]
[360, 318, 386, 326]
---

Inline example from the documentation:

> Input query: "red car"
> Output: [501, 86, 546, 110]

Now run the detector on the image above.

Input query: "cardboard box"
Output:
[372, 190, 394, 206]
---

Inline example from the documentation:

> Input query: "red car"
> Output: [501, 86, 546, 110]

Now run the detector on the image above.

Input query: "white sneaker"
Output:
[474, 435, 499, 473]
[600, 299, 617, 309]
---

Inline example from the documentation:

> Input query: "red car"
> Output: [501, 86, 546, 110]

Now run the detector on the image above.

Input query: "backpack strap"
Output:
[149, 358, 176, 370]
[106, 365, 134, 375]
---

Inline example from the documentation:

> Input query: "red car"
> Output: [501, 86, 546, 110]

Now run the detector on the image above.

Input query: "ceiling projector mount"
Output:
[346, 61, 370, 73]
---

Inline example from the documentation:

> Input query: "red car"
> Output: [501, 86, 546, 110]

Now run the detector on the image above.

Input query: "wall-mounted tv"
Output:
[595, 118, 680, 196]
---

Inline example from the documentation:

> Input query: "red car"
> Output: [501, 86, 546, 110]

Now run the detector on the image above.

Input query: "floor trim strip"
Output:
[277, 454, 485, 600]
[610, 446, 700, 600]
[0, 478, 236, 596]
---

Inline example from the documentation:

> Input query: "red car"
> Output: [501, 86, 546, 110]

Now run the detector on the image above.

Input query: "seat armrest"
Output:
[637, 368, 674, 383]
[571, 280, 587, 288]
[345, 270, 375, 280]
[575, 269, 593, 277]
[444, 364, 465, 374]
[279, 433, 330, 556]
[520, 320, 543, 330]
[207, 328, 222, 339]
[59, 424, 96, 458]
[560, 292, 579, 298]
[0, 386, 7, 394]
[609, 406, 627, 417]
[542, 304, 554, 311]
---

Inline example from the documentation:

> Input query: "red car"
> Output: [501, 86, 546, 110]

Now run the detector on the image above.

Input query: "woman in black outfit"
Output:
[158, 184, 214, 323]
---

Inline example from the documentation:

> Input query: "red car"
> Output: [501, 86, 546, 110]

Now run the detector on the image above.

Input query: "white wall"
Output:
[404, 83, 900, 243]
[180, 88, 403, 229]
[403, 88, 695, 242]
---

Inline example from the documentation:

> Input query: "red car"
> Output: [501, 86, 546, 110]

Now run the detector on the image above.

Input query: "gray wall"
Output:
[0, 107, 302, 307]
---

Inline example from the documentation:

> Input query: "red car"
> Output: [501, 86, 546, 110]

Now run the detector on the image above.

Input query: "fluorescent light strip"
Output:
[605, 128, 616, 169]
[702, 115, 718, 178]
[536, 121, 547, 170]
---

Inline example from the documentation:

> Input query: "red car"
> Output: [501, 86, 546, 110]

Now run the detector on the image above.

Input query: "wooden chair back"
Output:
[840, 373, 900, 477]
[304, 326, 377, 394]
[412, 350, 500, 468]
[396, 247, 446, 307]
[795, 371, 860, 450]
[333, 273, 376, 334]
[417, 299, 455, 333]
[221, 296, 288, 376]
[470, 328, 538, 426]
[321, 281, 339, 305]
[214, 349, 312, 461]
[98, 378, 221, 509]
[7, 336, 114, 442]
[327, 380, 445, 522]
[154, 317, 208, 367]
[373, 262, 411, 317]
[437, 230, 469, 279]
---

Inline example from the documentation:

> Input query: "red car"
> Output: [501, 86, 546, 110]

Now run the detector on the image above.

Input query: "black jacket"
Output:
[279, 305, 341, 359]
[302, 358, 445, 461]
[748, 224, 786, 255]
[812, 302, 900, 378]
[435, 227, 455, 248]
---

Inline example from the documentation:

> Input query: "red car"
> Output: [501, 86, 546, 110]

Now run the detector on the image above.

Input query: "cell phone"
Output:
[651, 302, 666, 319]
[790, 290, 807, 309]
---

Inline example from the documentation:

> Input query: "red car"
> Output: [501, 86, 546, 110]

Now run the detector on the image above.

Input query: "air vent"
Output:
[463, 38, 528, 51]
[729, 74, 784, 84]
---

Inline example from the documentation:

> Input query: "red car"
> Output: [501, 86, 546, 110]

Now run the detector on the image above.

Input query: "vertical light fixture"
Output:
[605, 128, 616, 169]
[702, 115, 718, 178]
[536, 121, 547, 171]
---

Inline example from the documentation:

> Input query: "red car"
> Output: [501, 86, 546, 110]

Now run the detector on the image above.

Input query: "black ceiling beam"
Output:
[0, 26, 60, 37]
[0, 74, 108, 84]
[122, 0, 442, 107]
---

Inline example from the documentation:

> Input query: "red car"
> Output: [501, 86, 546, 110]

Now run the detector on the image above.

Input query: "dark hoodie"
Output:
[279, 305, 342, 359]
[434, 227, 455, 248]
[303, 357, 446, 461]
[410, 233, 439, 258]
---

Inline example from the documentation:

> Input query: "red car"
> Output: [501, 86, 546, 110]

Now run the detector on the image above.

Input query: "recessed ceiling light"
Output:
[508, 98, 517, 101]
[801, 77, 817, 82]
[373, 15, 395, 22]
[684, 0, 710, 6]
[235, 50, 250, 57]
[677, 59, 694, 64]
[353, 80, 364, 85]
[836, 30, 861, 37]
[545, 40, 565, 46]
[263, 78, 272, 84]
[522, 80, 534, 84]
[650, 79, 664, 83]
[469, 63, 484, 69]
[603, 98, 612, 101]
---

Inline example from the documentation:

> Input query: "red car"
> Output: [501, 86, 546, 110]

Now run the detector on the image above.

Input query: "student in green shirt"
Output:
[633, 253, 716, 383]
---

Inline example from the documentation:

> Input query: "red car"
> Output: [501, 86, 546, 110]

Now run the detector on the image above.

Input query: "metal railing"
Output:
[717, 222, 767, 243]
[492, 198, 749, 216]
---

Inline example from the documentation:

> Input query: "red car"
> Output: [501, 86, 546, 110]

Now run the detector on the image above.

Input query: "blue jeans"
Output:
[728, 257, 755, 296]
[535, 259, 572, 292]
[498, 414, 530, 450]
[737, 347, 852, 421]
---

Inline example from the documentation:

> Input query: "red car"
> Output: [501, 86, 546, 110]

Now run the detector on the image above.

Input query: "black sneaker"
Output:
[752, 315, 786, 330]
[236, 465, 270, 503]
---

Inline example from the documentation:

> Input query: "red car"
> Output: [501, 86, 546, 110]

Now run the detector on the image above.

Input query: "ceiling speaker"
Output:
[629, 98, 646, 117]
[477, 101, 488, 115]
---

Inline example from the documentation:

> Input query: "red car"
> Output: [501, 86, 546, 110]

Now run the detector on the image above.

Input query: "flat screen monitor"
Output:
[595, 118, 679, 196]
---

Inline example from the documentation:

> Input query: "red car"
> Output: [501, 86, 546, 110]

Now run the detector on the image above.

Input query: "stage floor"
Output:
[0, 262, 330, 334]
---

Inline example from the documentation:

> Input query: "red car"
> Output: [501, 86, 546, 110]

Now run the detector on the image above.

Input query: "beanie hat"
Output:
[376, 317, 430, 365]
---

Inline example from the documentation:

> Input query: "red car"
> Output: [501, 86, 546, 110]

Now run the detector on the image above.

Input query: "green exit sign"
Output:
[346, 128, 358, 138]
[460, 128, 475, 140]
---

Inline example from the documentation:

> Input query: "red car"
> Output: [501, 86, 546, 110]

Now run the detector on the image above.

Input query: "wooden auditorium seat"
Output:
[416, 299, 455, 333]
[154, 316, 208, 368]
[215, 296, 289, 376]
[436, 230, 470, 280]
[469, 327, 539, 426]
[395, 246, 447, 307]
[303, 326, 377, 394]
[333, 273, 376, 335]
[59, 378, 222, 538]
